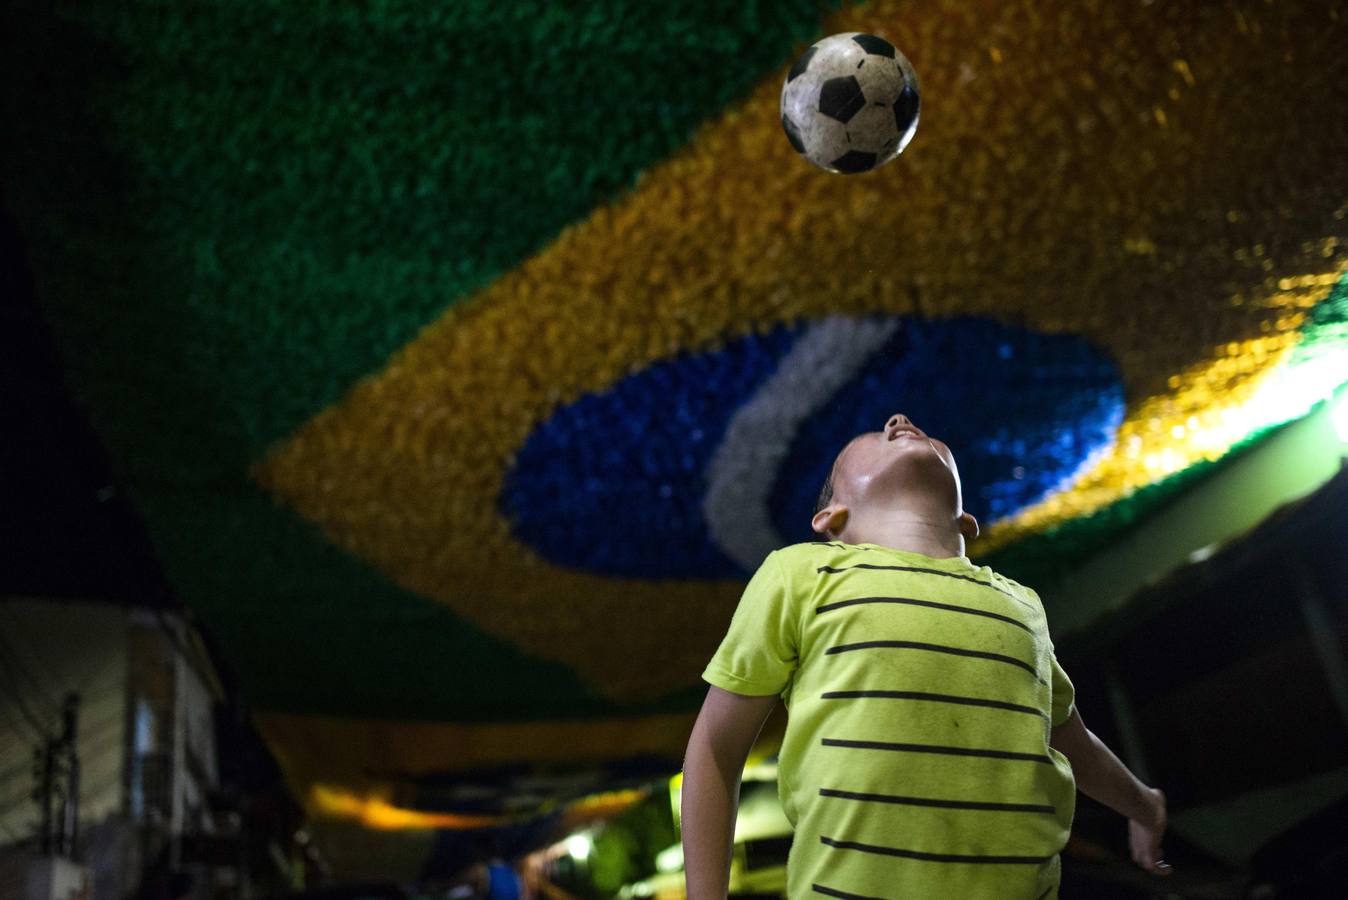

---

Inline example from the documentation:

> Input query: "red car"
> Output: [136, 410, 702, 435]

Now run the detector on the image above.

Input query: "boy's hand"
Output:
[1051, 709, 1175, 876]
[1128, 787, 1173, 876]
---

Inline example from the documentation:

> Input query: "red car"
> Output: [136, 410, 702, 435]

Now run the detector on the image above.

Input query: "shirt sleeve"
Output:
[1050, 652, 1076, 727]
[701, 550, 800, 697]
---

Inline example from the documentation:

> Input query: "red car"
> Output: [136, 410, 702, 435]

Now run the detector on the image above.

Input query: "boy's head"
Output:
[811, 413, 979, 546]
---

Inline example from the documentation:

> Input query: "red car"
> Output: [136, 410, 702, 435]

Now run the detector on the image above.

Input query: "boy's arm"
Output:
[1050, 707, 1174, 876]
[681, 685, 779, 900]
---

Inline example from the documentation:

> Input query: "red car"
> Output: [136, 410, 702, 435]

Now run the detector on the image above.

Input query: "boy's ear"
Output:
[958, 511, 980, 541]
[812, 504, 849, 539]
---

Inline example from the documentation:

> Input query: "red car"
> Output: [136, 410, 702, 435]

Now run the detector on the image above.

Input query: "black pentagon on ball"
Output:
[893, 84, 920, 132]
[818, 75, 866, 124]
[787, 45, 818, 82]
[831, 150, 878, 174]
[851, 33, 897, 58]
[781, 112, 806, 155]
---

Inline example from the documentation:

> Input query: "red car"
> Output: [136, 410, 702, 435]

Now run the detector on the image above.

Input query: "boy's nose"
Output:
[885, 414, 912, 431]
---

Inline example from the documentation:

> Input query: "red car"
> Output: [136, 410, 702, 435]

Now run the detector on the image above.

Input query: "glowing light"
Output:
[1188, 544, 1218, 564]
[655, 843, 684, 873]
[311, 783, 648, 833]
[309, 784, 503, 831]
[1332, 389, 1348, 443]
[1184, 349, 1348, 456]
[980, 327, 1348, 554]
[560, 788, 649, 828]
[565, 832, 593, 861]
[1132, 349, 1348, 479]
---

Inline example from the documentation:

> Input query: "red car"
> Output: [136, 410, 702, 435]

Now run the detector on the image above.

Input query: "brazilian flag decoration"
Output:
[5, 0, 1346, 880]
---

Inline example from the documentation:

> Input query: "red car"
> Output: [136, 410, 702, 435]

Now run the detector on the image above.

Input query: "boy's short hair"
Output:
[814, 434, 867, 537]
[813, 466, 836, 521]
[813, 438, 854, 538]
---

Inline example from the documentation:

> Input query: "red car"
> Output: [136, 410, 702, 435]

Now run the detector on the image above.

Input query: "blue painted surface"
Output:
[502, 318, 1124, 578]
[769, 318, 1126, 546]
[501, 323, 802, 578]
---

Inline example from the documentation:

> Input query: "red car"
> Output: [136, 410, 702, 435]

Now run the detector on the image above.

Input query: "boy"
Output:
[682, 414, 1171, 899]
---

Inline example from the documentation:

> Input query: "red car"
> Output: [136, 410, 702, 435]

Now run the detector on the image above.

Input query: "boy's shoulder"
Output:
[765, 540, 910, 580]
[767, 540, 851, 570]
[753, 541, 845, 588]
[982, 566, 1043, 608]
[767, 541, 1044, 607]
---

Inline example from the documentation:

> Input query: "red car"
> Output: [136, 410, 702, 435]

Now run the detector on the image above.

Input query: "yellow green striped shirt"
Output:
[703, 541, 1076, 899]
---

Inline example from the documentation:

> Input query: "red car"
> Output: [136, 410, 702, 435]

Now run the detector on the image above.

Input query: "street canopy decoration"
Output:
[5, 0, 1346, 877]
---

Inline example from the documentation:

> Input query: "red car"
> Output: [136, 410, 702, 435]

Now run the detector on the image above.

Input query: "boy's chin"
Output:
[885, 446, 954, 476]
[871, 458, 959, 501]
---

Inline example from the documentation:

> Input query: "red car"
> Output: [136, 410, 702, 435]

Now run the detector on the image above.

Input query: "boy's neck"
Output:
[839, 514, 966, 559]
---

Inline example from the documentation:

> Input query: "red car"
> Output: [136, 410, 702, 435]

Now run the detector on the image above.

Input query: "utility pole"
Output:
[32, 739, 54, 855]
[58, 692, 81, 859]
[30, 692, 81, 859]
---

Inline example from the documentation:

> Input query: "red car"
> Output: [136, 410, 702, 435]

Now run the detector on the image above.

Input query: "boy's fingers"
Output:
[1134, 852, 1167, 874]
[1129, 825, 1171, 875]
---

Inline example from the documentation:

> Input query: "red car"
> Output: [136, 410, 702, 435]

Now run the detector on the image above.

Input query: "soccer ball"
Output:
[781, 32, 920, 174]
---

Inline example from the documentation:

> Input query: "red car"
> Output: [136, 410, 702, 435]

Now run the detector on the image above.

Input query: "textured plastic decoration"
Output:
[257, 1, 1347, 707]
[3, 0, 846, 719]
[5, 0, 1347, 722]
[502, 317, 1123, 578]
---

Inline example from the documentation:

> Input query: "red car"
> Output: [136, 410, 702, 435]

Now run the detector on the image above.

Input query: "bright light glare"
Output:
[1186, 349, 1348, 458]
[1331, 389, 1348, 443]
[655, 843, 684, 873]
[565, 833, 593, 861]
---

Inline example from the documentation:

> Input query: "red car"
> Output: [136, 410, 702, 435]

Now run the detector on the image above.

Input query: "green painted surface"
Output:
[3, 0, 836, 719]
[140, 481, 707, 720]
[6, 0, 839, 460]
[3, 0, 1345, 720]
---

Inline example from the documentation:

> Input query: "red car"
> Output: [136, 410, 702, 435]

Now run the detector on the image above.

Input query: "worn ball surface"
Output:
[780, 32, 920, 174]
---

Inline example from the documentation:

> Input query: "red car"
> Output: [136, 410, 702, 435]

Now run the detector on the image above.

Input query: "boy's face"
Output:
[831, 413, 965, 516]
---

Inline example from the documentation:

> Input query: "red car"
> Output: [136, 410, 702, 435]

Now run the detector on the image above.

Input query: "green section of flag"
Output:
[5, 0, 1344, 718]
[3, 1, 833, 718]
[140, 482, 705, 720]
[6, 0, 837, 464]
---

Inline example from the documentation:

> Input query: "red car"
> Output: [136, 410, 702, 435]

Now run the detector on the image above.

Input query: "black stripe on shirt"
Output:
[816, 563, 1036, 612]
[820, 787, 1056, 814]
[821, 690, 1046, 718]
[816, 595, 1032, 633]
[822, 738, 1052, 764]
[826, 640, 1042, 680]
[811, 884, 885, 900]
[821, 835, 1056, 865]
